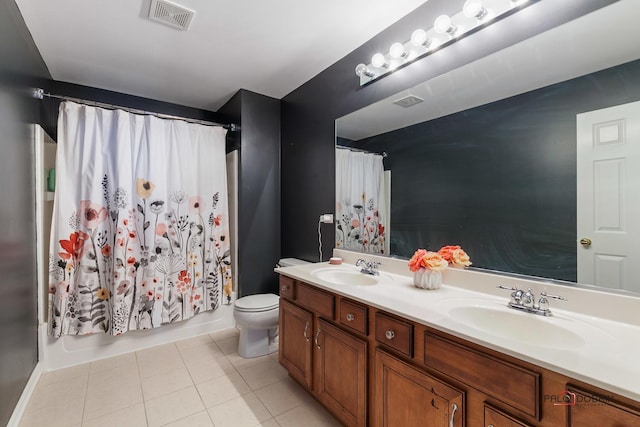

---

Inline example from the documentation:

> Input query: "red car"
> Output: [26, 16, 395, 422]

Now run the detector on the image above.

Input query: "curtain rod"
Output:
[336, 145, 387, 158]
[33, 88, 240, 132]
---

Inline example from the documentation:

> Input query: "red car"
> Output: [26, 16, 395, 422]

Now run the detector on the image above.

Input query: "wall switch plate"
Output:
[320, 214, 334, 223]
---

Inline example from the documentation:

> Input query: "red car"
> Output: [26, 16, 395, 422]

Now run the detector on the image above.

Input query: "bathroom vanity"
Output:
[276, 251, 640, 427]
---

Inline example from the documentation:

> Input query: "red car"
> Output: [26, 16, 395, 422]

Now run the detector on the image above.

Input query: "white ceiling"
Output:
[14, 0, 429, 111]
[338, 0, 640, 140]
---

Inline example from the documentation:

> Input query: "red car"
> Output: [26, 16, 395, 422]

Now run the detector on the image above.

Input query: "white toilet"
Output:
[233, 258, 310, 358]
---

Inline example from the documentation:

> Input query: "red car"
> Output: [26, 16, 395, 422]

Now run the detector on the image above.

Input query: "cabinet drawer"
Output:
[484, 404, 532, 427]
[296, 282, 335, 319]
[279, 275, 295, 300]
[339, 299, 368, 335]
[424, 332, 540, 419]
[375, 312, 413, 357]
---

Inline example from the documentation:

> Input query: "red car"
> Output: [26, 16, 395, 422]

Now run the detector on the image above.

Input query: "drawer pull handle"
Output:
[315, 328, 321, 349]
[449, 403, 458, 427]
[385, 330, 395, 340]
[303, 321, 310, 342]
[488, 425, 494, 427]
[346, 313, 355, 321]
[281, 285, 287, 292]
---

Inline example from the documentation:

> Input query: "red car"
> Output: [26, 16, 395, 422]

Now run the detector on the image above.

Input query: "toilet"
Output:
[233, 258, 310, 358]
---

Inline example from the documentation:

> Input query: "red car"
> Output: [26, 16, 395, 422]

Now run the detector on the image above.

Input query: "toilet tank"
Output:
[277, 258, 311, 268]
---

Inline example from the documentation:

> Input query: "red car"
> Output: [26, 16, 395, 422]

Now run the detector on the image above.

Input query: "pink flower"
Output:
[408, 249, 448, 272]
[79, 200, 108, 230]
[421, 251, 448, 272]
[351, 219, 360, 228]
[408, 249, 428, 273]
[155, 222, 168, 236]
[438, 245, 472, 268]
[116, 280, 130, 295]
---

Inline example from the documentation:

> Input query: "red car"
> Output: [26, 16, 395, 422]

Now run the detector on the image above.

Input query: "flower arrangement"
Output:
[408, 245, 471, 290]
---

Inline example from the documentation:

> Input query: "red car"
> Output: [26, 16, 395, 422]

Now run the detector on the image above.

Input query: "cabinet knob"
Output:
[385, 330, 395, 340]
[346, 313, 355, 322]
[487, 425, 494, 427]
[281, 285, 288, 292]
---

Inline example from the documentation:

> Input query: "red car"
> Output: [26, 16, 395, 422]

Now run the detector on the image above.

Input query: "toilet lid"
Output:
[235, 293, 279, 312]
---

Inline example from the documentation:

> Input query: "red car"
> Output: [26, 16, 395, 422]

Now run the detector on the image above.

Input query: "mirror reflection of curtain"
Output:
[335, 148, 388, 254]
[48, 101, 232, 338]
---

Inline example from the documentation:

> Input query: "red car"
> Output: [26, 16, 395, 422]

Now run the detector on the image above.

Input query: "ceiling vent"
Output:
[148, 0, 195, 31]
[393, 95, 424, 108]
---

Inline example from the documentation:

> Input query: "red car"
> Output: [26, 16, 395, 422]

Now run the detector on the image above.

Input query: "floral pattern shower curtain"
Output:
[335, 148, 388, 254]
[48, 101, 232, 337]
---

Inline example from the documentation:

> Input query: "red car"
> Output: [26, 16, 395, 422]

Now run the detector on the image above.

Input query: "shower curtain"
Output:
[335, 148, 388, 254]
[48, 101, 232, 337]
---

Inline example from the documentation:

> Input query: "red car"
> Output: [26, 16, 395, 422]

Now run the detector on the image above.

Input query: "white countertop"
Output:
[276, 250, 640, 402]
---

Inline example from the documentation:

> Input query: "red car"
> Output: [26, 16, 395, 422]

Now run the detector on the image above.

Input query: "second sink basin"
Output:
[447, 304, 585, 349]
[311, 267, 388, 286]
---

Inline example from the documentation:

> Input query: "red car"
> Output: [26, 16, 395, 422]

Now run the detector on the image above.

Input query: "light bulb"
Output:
[463, 0, 488, 19]
[389, 42, 408, 59]
[355, 63, 375, 78]
[371, 53, 388, 68]
[411, 29, 430, 48]
[434, 14, 457, 36]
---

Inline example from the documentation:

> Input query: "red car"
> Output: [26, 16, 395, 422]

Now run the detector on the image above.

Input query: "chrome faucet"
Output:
[355, 258, 381, 276]
[497, 285, 567, 316]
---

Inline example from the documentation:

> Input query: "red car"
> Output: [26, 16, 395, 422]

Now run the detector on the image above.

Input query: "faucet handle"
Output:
[540, 291, 567, 301]
[538, 291, 567, 313]
[497, 285, 522, 305]
[355, 258, 366, 267]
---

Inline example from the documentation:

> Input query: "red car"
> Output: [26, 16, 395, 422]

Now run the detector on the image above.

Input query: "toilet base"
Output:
[238, 327, 278, 358]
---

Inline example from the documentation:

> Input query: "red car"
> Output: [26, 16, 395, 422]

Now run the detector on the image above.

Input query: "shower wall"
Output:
[0, 1, 51, 425]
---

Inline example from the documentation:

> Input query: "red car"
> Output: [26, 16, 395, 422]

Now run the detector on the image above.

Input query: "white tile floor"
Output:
[19, 328, 341, 427]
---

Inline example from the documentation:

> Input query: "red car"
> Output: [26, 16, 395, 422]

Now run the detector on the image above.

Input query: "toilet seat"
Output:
[235, 293, 279, 313]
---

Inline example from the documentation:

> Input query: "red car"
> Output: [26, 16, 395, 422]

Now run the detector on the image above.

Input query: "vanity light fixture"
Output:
[463, 0, 488, 20]
[434, 14, 458, 36]
[355, 63, 376, 78]
[389, 42, 409, 59]
[371, 52, 389, 68]
[354, 0, 536, 86]
[410, 29, 431, 48]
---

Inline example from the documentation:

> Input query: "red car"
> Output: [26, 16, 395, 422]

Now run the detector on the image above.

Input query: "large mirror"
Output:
[335, 1, 640, 294]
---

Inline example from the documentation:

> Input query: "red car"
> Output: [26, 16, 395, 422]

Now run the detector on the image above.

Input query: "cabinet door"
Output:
[279, 299, 313, 389]
[567, 386, 640, 427]
[374, 349, 463, 427]
[315, 318, 367, 427]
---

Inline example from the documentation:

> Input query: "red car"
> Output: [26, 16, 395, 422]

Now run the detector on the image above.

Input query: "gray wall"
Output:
[220, 90, 282, 297]
[280, 0, 618, 262]
[0, 0, 51, 424]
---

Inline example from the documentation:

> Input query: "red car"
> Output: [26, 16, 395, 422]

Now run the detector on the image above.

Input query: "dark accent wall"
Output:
[220, 90, 281, 297]
[281, 0, 618, 263]
[340, 59, 640, 282]
[0, 0, 51, 424]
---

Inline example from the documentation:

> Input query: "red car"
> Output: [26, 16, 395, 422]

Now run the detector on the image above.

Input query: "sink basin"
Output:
[311, 267, 386, 286]
[438, 298, 588, 349]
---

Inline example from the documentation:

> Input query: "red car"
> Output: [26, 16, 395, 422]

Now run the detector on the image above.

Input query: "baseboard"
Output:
[6, 362, 42, 427]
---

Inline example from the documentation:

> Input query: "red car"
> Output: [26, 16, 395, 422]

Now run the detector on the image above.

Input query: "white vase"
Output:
[413, 269, 442, 290]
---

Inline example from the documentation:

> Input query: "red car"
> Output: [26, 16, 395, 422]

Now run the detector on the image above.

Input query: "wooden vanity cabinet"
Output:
[278, 276, 368, 427]
[278, 274, 640, 427]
